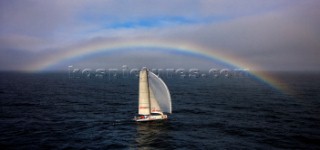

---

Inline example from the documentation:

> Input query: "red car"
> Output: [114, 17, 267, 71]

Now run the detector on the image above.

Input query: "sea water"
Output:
[0, 72, 319, 149]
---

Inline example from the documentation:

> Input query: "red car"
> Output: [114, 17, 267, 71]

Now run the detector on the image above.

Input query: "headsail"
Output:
[148, 71, 172, 113]
[149, 87, 162, 114]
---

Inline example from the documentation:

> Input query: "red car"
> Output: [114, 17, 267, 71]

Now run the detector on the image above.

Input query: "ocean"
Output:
[0, 71, 319, 149]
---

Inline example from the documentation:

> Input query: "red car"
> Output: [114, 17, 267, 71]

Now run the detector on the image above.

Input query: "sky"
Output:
[0, 0, 319, 71]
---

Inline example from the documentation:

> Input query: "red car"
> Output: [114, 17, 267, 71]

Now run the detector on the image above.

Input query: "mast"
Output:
[146, 69, 151, 113]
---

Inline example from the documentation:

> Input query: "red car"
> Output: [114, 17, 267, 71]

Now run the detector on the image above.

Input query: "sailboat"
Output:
[134, 68, 172, 122]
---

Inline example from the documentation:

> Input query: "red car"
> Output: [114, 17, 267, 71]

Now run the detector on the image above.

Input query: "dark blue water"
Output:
[1, 72, 320, 149]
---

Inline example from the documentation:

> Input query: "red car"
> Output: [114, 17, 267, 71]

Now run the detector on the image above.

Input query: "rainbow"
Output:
[28, 39, 291, 94]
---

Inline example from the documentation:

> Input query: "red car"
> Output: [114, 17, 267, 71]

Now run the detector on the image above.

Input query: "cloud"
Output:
[0, 0, 319, 71]
[0, 1, 79, 35]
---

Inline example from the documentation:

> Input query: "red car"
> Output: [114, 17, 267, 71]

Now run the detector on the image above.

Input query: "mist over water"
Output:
[0, 72, 319, 149]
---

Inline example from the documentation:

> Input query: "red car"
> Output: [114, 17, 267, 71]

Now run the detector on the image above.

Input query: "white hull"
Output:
[134, 114, 168, 122]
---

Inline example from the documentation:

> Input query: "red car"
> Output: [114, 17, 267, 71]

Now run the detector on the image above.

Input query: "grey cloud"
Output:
[0, 1, 81, 36]
[147, 1, 320, 71]
[0, 0, 319, 71]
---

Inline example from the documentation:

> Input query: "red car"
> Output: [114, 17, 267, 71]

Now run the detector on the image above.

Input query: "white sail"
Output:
[149, 87, 162, 114]
[148, 71, 172, 113]
[138, 68, 150, 115]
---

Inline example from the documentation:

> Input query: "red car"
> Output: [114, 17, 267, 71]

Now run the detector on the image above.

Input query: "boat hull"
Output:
[134, 114, 168, 122]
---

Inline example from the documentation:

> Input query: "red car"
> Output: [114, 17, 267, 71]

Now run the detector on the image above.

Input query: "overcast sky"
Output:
[0, 0, 319, 71]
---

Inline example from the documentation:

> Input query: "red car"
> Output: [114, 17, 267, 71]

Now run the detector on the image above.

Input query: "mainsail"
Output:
[138, 69, 150, 115]
[138, 68, 172, 115]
